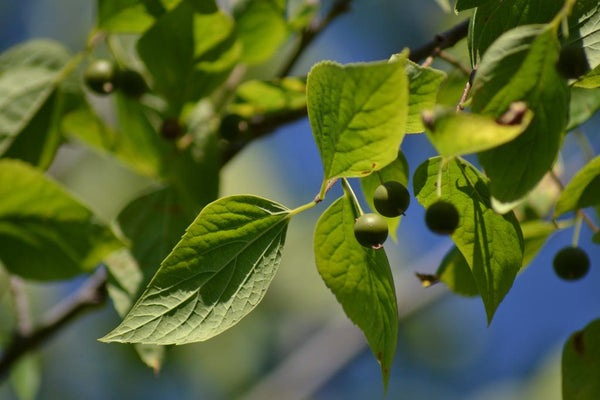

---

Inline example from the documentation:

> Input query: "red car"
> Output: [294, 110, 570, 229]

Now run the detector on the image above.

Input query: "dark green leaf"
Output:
[360, 151, 410, 241]
[468, 0, 563, 64]
[454, 0, 492, 13]
[562, 318, 600, 400]
[101, 195, 290, 344]
[307, 56, 409, 179]
[593, 231, 600, 244]
[0, 159, 123, 280]
[472, 25, 569, 204]
[555, 156, 600, 217]
[413, 157, 524, 323]
[314, 194, 398, 389]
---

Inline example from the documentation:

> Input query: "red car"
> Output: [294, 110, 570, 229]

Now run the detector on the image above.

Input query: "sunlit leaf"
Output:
[101, 195, 290, 344]
[555, 156, 600, 217]
[404, 60, 446, 133]
[307, 56, 409, 179]
[413, 157, 523, 323]
[314, 194, 398, 389]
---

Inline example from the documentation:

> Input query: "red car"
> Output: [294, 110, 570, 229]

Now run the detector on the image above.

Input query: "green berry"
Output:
[353, 213, 388, 249]
[425, 200, 459, 235]
[373, 181, 410, 217]
[160, 118, 183, 140]
[84, 59, 116, 95]
[553, 246, 590, 281]
[556, 45, 590, 80]
[116, 68, 147, 97]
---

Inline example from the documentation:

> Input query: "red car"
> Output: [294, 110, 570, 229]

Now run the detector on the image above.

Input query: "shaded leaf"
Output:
[567, 86, 600, 130]
[228, 77, 306, 118]
[472, 25, 569, 204]
[555, 156, 600, 217]
[0, 159, 123, 280]
[9, 354, 41, 400]
[360, 151, 410, 241]
[101, 195, 290, 344]
[575, 65, 600, 88]
[520, 220, 556, 269]
[422, 104, 533, 158]
[314, 194, 398, 389]
[562, 319, 600, 400]
[437, 247, 479, 297]
[307, 56, 409, 179]
[564, 0, 600, 73]
[96, 0, 187, 33]
[454, 0, 491, 13]
[413, 157, 523, 323]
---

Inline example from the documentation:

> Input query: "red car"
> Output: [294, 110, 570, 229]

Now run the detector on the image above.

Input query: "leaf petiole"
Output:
[342, 178, 364, 217]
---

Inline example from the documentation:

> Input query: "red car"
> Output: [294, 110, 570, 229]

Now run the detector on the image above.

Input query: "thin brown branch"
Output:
[0, 267, 108, 381]
[437, 50, 471, 75]
[9, 277, 33, 335]
[457, 67, 476, 111]
[279, 0, 353, 78]
[409, 19, 470, 63]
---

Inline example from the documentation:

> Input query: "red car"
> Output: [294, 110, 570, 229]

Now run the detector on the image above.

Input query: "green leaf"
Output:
[454, 0, 491, 12]
[118, 187, 197, 273]
[468, 0, 564, 64]
[565, 0, 600, 72]
[105, 249, 165, 372]
[575, 65, 600, 88]
[562, 318, 600, 400]
[472, 25, 569, 204]
[436, 247, 479, 297]
[96, 0, 187, 33]
[136, 0, 239, 112]
[314, 194, 398, 389]
[413, 157, 523, 323]
[101, 195, 290, 344]
[228, 77, 306, 118]
[404, 60, 446, 134]
[567, 86, 600, 130]
[0, 159, 123, 280]
[422, 104, 533, 158]
[0, 40, 71, 156]
[307, 56, 409, 179]
[555, 156, 600, 217]
[287, 0, 319, 31]
[234, 0, 288, 64]
[360, 151, 410, 241]
[9, 354, 41, 400]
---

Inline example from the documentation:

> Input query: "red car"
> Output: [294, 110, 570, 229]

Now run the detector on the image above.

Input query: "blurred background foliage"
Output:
[0, 0, 599, 399]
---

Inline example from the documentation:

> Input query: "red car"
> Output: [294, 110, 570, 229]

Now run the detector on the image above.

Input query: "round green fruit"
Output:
[353, 213, 388, 248]
[556, 45, 590, 80]
[553, 246, 590, 281]
[425, 200, 459, 235]
[373, 181, 410, 217]
[160, 118, 183, 140]
[116, 68, 147, 97]
[84, 59, 116, 95]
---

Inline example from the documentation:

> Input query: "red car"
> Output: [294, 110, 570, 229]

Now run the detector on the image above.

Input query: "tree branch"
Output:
[0, 267, 108, 381]
[408, 19, 470, 63]
[278, 0, 353, 78]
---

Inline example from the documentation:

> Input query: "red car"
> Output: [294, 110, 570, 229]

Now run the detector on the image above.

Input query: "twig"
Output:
[437, 50, 471, 75]
[9, 277, 32, 335]
[278, 0, 353, 78]
[409, 19, 470, 63]
[457, 67, 476, 111]
[0, 267, 108, 381]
